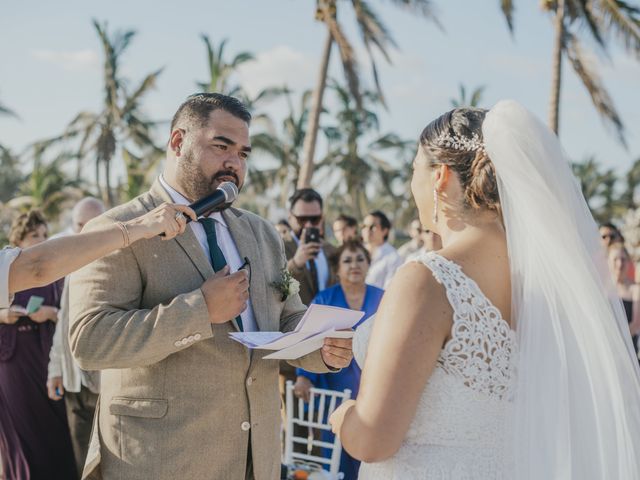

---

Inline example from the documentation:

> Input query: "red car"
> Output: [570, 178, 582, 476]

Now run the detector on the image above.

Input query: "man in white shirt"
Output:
[362, 210, 403, 289]
[397, 219, 425, 261]
[47, 197, 105, 475]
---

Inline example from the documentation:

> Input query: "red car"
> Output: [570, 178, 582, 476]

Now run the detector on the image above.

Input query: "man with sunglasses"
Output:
[284, 188, 337, 306]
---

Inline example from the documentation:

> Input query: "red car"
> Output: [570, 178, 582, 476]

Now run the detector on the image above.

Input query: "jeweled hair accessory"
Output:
[435, 132, 485, 153]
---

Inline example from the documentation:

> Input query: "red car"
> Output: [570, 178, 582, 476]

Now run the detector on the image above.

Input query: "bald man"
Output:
[48, 197, 105, 477]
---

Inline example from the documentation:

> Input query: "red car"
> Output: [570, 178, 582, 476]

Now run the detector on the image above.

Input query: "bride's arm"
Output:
[329, 262, 451, 462]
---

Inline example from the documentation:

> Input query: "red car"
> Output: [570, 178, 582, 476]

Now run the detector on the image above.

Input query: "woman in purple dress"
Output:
[0, 211, 76, 479]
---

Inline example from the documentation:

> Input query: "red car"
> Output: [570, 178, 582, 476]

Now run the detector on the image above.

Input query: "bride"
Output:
[328, 100, 640, 479]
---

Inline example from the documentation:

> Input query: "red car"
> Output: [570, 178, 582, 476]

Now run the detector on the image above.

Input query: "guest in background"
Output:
[397, 219, 425, 261]
[294, 239, 383, 480]
[600, 222, 635, 281]
[275, 219, 293, 243]
[284, 189, 337, 306]
[333, 214, 358, 245]
[608, 242, 640, 354]
[406, 228, 443, 261]
[47, 197, 105, 477]
[0, 211, 76, 479]
[600, 222, 623, 248]
[361, 210, 402, 289]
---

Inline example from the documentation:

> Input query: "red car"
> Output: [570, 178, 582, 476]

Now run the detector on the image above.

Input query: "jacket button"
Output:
[241, 421, 251, 431]
[246, 377, 253, 386]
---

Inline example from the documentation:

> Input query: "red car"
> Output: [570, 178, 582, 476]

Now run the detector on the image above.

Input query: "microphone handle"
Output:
[158, 190, 226, 237]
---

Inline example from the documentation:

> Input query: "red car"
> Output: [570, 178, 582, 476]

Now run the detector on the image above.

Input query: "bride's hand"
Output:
[329, 399, 356, 437]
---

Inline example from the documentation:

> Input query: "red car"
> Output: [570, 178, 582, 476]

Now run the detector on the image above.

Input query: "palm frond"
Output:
[500, 0, 515, 34]
[597, 0, 640, 56]
[565, 33, 626, 146]
[324, 14, 362, 111]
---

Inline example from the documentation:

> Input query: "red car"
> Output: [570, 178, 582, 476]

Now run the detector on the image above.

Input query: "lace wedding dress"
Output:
[355, 251, 518, 479]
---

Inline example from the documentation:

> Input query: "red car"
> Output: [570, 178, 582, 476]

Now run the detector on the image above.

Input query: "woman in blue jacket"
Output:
[295, 239, 385, 479]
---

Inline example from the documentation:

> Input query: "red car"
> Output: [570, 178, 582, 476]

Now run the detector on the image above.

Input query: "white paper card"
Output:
[262, 329, 354, 360]
[229, 304, 364, 359]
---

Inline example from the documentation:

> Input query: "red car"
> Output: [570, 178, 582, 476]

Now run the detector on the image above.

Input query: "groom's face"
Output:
[175, 109, 251, 202]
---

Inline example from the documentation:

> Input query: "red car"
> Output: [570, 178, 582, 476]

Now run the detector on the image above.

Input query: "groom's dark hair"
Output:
[170, 93, 252, 133]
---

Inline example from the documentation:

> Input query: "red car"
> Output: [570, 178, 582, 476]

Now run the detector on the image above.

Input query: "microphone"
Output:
[160, 182, 239, 236]
[188, 181, 239, 220]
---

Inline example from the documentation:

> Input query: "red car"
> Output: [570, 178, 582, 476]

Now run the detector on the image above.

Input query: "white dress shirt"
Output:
[366, 242, 403, 289]
[159, 176, 258, 332]
[0, 247, 21, 309]
[291, 232, 329, 291]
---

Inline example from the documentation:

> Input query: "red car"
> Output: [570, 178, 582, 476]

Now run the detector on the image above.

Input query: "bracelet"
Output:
[115, 222, 131, 248]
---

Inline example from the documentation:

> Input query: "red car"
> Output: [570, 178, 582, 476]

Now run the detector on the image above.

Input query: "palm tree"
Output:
[0, 146, 24, 203]
[62, 20, 162, 206]
[196, 36, 254, 95]
[9, 146, 83, 220]
[571, 156, 620, 222]
[297, 0, 440, 189]
[0, 95, 18, 119]
[450, 84, 486, 108]
[319, 81, 414, 219]
[247, 89, 313, 211]
[620, 157, 640, 210]
[529, 0, 640, 143]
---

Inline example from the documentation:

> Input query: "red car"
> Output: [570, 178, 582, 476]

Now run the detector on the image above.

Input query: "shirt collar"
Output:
[158, 175, 228, 228]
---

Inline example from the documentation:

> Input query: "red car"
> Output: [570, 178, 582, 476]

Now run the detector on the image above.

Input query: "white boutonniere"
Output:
[271, 269, 300, 301]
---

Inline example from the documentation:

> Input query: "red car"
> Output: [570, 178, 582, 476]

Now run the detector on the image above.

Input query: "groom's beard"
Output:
[178, 152, 241, 210]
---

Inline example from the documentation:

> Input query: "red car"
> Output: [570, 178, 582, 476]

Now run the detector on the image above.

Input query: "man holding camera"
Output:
[284, 189, 337, 306]
[281, 189, 338, 435]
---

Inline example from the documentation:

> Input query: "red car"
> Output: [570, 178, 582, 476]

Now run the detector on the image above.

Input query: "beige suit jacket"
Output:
[69, 180, 330, 480]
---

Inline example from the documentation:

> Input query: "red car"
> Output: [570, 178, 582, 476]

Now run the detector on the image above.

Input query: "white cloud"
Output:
[30, 49, 99, 72]
[235, 45, 317, 97]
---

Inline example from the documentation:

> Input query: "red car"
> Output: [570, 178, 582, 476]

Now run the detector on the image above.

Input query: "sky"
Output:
[1, 0, 639, 185]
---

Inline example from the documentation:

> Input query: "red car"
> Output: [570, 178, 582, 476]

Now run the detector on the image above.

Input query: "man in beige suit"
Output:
[69, 93, 352, 480]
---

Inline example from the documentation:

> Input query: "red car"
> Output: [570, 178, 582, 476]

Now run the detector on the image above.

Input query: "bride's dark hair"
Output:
[420, 108, 501, 217]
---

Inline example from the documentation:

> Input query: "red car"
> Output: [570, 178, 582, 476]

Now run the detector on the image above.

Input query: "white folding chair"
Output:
[283, 380, 352, 480]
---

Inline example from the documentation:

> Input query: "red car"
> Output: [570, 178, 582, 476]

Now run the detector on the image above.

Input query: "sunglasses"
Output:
[292, 215, 322, 225]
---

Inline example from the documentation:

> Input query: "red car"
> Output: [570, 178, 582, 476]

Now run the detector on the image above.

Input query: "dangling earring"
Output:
[432, 188, 439, 224]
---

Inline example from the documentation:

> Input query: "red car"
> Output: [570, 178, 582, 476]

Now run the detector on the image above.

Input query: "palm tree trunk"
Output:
[105, 158, 114, 207]
[548, 0, 565, 135]
[297, 31, 333, 189]
[95, 157, 103, 201]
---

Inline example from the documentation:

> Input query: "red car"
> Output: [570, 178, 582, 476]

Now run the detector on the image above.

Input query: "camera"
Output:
[305, 227, 321, 244]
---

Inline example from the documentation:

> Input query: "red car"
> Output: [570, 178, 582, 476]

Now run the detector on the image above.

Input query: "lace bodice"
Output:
[357, 251, 518, 479]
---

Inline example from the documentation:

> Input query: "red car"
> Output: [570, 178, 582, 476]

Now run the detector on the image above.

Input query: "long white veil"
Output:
[483, 100, 640, 479]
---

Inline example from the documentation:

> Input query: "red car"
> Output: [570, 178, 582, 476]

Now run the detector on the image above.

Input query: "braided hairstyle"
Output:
[419, 108, 501, 218]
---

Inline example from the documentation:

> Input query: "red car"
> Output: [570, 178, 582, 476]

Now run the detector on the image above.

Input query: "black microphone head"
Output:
[218, 182, 238, 204]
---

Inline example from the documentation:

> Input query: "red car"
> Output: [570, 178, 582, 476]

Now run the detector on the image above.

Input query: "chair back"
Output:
[283, 380, 352, 478]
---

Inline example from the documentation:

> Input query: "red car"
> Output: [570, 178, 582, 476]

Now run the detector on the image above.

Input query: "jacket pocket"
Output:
[109, 397, 168, 418]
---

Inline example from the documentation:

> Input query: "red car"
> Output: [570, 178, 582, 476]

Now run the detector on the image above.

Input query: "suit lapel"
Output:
[149, 180, 214, 281]
[223, 209, 269, 332]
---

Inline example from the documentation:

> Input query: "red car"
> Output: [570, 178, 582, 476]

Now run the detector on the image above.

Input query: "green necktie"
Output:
[200, 218, 243, 331]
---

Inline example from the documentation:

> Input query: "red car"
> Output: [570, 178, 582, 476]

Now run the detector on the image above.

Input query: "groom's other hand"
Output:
[321, 336, 353, 369]
[201, 266, 250, 324]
